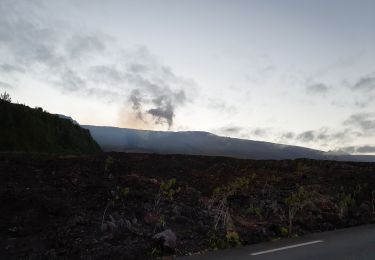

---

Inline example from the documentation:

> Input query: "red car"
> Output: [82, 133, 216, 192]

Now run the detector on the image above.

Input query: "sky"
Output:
[1, 0, 375, 154]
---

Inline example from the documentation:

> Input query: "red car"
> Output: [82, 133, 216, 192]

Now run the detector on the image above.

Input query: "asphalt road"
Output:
[181, 224, 375, 260]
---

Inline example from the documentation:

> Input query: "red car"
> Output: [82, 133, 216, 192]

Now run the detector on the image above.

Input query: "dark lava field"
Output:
[1, 153, 375, 259]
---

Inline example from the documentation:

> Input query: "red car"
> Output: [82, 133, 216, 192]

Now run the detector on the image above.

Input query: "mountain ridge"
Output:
[82, 125, 375, 162]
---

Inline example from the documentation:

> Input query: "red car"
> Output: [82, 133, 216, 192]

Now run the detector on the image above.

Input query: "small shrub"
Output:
[0, 91, 11, 102]
[104, 156, 114, 172]
[225, 231, 241, 247]
[207, 231, 223, 250]
[280, 226, 289, 236]
[158, 215, 166, 227]
[101, 186, 130, 230]
[207, 230, 241, 250]
[338, 192, 355, 219]
[261, 174, 279, 197]
[247, 204, 263, 219]
[209, 175, 256, 231]
[150, 179, 181, 232]
[284, 186, 313, 234]
[372, 191, 375, 216]
[148, 246, 163, 258]
[121, 187, 130, 197]
[160, 178, 180, 200]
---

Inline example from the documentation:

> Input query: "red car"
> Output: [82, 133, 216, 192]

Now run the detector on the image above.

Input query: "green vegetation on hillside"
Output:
[0, 92, 101, 154]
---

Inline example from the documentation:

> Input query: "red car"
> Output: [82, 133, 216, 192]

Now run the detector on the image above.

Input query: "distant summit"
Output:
[83, 125, 375, 162]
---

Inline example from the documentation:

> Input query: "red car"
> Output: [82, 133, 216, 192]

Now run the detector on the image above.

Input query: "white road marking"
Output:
[250, 240, 324, 256]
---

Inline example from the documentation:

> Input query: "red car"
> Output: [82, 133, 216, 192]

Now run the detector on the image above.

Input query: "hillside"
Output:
[83, 125, 375, 162]
[0, 99, 101, 154]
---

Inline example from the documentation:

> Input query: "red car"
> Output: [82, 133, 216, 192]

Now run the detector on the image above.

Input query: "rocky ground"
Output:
[1, 153, 375, 259]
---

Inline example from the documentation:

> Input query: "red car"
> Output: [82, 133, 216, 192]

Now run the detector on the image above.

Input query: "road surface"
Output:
[181, 224, 375, 260]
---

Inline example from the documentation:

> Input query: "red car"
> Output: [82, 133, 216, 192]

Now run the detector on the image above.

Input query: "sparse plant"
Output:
[228, 176, 253, 191]
[261, 174, 279, 197]
[101, 200, 114, 230]
[371, 190, 375, 217]
[207, 230, 241, 250]
[338, 192, 355, 219]
[151, 178, 181, 232]
[353, 184, 363, 197]
[157, 215, 166, 228]
[247, 204, 262, 219]
[225, 231, 241, 247]
[121, 187, 130, 197]
[207, 231, 222, 250]
[153, 178, 180, 213]
[148, 246, 163, 258]
[160, 178, 180, 200]
[101, 186, 130, 232]
[104, 156, 114, 172]
[0, 91, 11, 102]
[115, 186, 130, 205]
[279, 226, 289, 236]
[284, 186, 313, 234]
[208, 175, 255, 231]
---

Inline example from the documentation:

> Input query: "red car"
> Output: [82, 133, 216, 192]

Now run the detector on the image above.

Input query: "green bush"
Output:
[284, 186, 313, 234]
[338, 192, 356, 219]
[247, 204, 263, 219]
[225, 231, 241, 247]
[160, 178, 180, 200]
[209, 175, 256, 230]
[280, 226, 289, 236]
[208, 230, 241, 250]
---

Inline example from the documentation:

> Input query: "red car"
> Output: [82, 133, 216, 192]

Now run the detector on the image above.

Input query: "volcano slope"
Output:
[0, 153, 374, 259]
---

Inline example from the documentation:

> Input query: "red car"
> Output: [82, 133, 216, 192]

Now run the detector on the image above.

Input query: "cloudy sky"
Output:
[1, 0, 375, 154]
